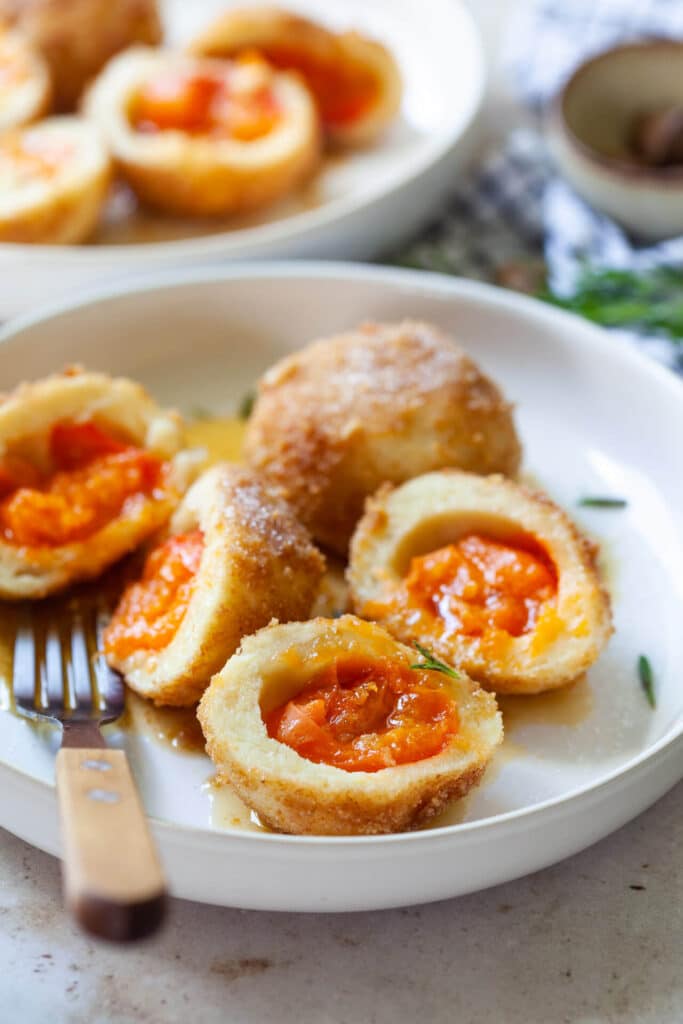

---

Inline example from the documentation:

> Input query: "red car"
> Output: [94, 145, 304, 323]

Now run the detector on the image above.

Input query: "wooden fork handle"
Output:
[56, 747, 167, 942]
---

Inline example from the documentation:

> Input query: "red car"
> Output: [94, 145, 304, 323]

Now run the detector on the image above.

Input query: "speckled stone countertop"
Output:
[1, 782, 681, 1023]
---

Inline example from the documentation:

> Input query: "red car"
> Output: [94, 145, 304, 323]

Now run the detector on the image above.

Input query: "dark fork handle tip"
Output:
[70, 889, 167, 942]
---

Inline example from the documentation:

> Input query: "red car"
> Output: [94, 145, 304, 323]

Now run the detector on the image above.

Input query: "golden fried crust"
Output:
[348, 470, 613, 694]
[0, 28, 51, 132]
[0, 367, 189, 598]
[243, 320, 522, 556]
[198, 615, 503, 835]
[107, 464, 325, 707]
[83, 48, 321, 217]
[190, 6, 402, 147]
[0, 0, 161, 109]
[0, 117, 111, 244]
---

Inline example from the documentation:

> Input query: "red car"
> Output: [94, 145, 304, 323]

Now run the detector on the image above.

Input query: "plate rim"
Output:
[0, 0, 485, 263]
[0, 260, 682, 852]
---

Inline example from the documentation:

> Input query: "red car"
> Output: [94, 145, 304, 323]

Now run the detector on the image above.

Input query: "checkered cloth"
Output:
[393, 0, 683, 371]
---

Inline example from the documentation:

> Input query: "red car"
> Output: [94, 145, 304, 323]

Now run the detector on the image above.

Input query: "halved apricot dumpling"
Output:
[0, 368, 187, 598]
[348, 471, 613, 695]
[198, 615, 502, 835]
[104, 463, 325, 707]
[84, 47, 320, 216]
[190, 6, 402, 147]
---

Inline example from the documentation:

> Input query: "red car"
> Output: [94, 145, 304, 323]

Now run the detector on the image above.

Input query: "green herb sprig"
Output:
[578, 496, 628, 509]
[638, 655, 656, 709]
[238, 390, 256, 420]
[410, 642, 460, 680]
[539, 265, 683, 340]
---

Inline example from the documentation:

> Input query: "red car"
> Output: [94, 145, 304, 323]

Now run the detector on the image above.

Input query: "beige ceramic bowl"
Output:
[548, 41, 683, 240]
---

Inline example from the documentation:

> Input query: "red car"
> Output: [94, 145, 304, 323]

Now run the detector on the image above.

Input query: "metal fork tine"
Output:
[12, 609, 39, 712]
[68, 604, 95, 712]
[94, 603, 124, 715]
[44, 616, 66, 715]
[12, 590, 125, 727]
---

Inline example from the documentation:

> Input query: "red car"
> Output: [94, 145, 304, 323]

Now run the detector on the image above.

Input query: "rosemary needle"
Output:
[578, 496, 628, 509]
[410, 643, 460, 680]
[238, 390, 256, 420]
[638, 655, 656, 709]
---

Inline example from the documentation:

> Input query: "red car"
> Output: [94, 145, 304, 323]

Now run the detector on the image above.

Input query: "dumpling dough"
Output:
[84, 47, 320, 216]
[0, 116, 111, 243]
[244, 320, 522, 556]
[0, 368, 188, 598]
[198, 614, 503, 835]
[190, 6, 402, 147]
[104, 463, 325, 707]
[0, 0, 161, 110]
[349, 470, 613, 694]
[0, 27, 51, 133]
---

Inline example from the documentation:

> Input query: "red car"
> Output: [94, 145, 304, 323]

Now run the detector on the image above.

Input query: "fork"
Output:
[12, 594, 167, 942]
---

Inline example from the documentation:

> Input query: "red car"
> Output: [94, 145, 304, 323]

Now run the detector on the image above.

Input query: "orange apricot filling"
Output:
[104, 529, 204, 660]
[399, 534, 557, 641]
[0, 420, 165, 547]
[264, 654, 459, 772]
[247, 45, 378, 128]
[0, 133, 73, 179]
[130, 68, 281, 141]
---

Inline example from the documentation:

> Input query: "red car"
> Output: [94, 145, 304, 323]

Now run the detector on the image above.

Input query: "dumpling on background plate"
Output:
[0, 27, 51, 133]
[0, 116, 110, 243]
[190, 5, 402, 147]
[84, 48, 320, 216]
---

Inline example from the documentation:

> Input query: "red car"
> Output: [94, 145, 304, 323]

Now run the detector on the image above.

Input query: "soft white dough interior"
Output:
[389, 511, 553, 578]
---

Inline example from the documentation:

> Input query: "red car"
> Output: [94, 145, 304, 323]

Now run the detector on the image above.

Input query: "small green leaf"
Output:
[538, 264, 683, 341]
[578, 496, 628, 509]
[238, 390, 256, 420]
[638, 655, 656, 709]
[410, 642, 460, 680]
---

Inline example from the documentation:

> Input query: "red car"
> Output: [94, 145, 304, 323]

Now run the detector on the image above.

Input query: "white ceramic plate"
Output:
[0, 0, 484, 317]
[0, 264, 682, 912]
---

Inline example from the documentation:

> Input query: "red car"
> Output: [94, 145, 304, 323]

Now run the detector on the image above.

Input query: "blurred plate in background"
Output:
[0, 0, 485, 317]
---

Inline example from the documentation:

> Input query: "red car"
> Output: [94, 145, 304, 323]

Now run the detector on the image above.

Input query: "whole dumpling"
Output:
[244, 320, 522, 555]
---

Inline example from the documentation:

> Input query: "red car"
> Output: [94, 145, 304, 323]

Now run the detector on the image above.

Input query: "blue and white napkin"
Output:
[394, 0, 683, 371]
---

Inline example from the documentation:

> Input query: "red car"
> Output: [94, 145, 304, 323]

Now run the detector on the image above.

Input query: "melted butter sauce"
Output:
[121, 691, 206, 753]
[498, 674, 594, 731]
[0, 603, 18, 711]
[203, 775, 269, 833]
[185, 415, 247, 464]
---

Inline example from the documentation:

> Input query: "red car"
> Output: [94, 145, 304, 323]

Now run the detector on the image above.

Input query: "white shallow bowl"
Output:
[0, 264, 682, 913]
[0, 0, 484, 317]
[548, 41, 683, 240]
